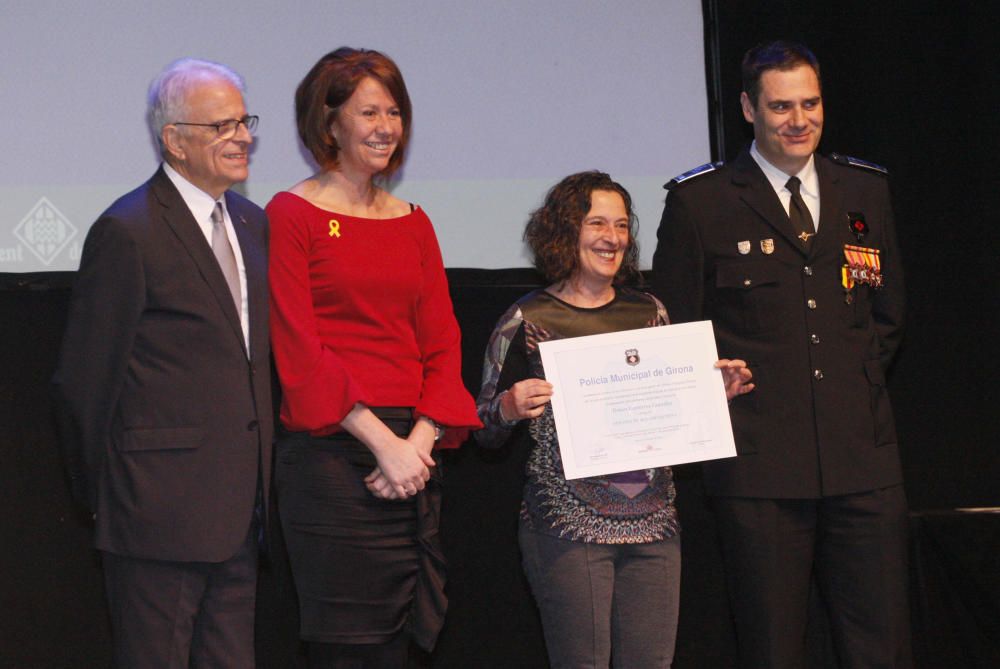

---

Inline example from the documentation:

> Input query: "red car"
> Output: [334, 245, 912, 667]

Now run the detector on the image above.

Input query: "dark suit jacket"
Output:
[651, 149, 905, 498]
[53, 167, 273, 563]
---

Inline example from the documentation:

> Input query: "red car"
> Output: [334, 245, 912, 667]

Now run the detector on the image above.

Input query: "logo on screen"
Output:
[14, 197, 77, 266]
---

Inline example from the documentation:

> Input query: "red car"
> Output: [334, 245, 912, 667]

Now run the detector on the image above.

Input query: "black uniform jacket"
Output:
[52, 167, 273, 562]
[651, 148, 905, 498]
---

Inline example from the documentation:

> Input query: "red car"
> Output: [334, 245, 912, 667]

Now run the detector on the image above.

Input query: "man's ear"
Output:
[162, 125, 185, 162]
[740, 92, 755, 124]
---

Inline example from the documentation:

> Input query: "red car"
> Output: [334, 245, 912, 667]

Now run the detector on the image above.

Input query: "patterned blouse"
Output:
[475, 287, 679, 544]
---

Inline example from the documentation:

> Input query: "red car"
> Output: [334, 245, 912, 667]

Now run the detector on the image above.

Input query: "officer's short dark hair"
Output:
[742, 41, 821, 108]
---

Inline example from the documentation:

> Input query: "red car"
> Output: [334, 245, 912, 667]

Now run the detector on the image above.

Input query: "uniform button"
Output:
[807, 298, 817, 309]
[810, 334, 820, 344]
[743, 278, 752, 287]
[803, 265, 813, 276]
[247, 420, 259, 431]
[813, 369, 824, 380]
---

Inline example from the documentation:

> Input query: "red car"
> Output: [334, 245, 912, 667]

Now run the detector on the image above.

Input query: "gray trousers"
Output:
[519, 526, 681, 669]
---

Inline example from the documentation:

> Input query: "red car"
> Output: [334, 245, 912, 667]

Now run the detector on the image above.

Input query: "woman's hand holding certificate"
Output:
[538, 321, 753, 480]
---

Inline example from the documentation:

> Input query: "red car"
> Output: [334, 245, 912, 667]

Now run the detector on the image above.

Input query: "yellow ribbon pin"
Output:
[328, 219, 341, 238]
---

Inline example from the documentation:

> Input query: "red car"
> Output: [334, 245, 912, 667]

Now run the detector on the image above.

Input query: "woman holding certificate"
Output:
[475, 171, 753, 668]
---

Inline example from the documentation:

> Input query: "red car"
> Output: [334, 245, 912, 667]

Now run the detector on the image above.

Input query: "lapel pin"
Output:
[847, 212, 868, 242]
[738, 240, 751, 255]
[760, 238, 775, 254]
[328, 219, 341, 238]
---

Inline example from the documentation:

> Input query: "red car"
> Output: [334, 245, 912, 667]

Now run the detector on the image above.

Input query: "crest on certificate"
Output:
[625, 348, 640, 366]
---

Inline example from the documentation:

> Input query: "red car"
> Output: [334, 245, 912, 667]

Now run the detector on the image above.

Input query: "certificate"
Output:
[538, 320, 736, 480]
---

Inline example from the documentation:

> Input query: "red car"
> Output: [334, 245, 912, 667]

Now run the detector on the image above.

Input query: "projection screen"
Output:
[0, 0, 710, 272]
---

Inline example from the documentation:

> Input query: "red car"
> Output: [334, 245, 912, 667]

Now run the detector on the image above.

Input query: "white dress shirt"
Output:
[749, 141, 821, 230]
[163, 162, 249, 350]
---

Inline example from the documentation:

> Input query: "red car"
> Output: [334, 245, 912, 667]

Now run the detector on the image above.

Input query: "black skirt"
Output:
[275, 408, 446, 651]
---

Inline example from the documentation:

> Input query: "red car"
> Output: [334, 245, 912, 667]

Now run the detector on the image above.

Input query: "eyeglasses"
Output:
[172, 115, 259, 140]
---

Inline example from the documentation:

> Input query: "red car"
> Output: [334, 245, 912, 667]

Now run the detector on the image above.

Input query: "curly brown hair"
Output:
[295, 47, 412, 178]
[524, 171, 639, 285]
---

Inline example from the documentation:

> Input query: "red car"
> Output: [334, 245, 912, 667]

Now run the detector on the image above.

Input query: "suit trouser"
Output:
[713, 485, 912, 669]
[102, 523, 258, 669]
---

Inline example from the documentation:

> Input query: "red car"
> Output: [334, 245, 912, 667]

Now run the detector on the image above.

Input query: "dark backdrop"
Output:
[2, 1, 998, 667]
[705, 0, 1000, 513]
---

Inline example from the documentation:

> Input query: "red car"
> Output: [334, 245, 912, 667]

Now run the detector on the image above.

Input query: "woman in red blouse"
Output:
[267, 47, 480, 668]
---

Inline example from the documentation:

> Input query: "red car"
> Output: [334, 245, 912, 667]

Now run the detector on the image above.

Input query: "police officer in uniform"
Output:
[651, 41, 911, 668]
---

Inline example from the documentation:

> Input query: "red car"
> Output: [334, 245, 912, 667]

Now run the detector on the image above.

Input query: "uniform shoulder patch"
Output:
[664, 161, 724, 190]
[828, 152, 889, 176]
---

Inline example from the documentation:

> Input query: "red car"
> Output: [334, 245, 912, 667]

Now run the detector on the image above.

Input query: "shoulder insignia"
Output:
[829, 152, 889, 176]
[664, 161, 724, 190]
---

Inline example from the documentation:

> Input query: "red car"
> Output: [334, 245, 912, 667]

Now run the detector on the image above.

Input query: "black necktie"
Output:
[785, 176, 815, 245]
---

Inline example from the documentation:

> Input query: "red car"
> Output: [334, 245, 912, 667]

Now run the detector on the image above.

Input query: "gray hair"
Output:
[147, 58, 246, 154]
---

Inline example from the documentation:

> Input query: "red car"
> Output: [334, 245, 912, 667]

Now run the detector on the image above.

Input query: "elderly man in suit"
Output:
[652, 41, 911, 668]
[52, 58, 272, 668]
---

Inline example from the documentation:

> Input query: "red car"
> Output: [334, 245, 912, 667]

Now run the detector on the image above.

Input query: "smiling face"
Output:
[163, 75, 252, 199]
[329, 77, 403, 178]
[573, 189, 630, 290]
[741, 64, 823, 175]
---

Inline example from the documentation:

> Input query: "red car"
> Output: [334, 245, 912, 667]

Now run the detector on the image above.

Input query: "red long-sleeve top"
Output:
[267, 192, 481, 448]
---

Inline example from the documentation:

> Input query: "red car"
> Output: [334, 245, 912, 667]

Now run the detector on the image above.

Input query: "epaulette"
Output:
[664, 161, 724, 190]
[829, 152, 889, 176]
